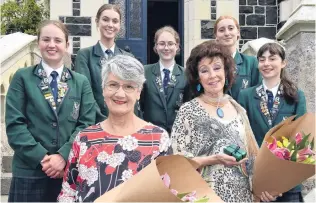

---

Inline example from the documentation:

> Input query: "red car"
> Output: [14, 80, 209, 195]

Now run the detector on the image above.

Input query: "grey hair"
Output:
[101, 55, 146, 89]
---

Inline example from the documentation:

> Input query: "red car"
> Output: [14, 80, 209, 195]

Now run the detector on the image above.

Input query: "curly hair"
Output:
[185, 40, 236, 98]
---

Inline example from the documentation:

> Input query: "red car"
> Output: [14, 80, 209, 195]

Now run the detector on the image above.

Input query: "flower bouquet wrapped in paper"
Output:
[252, 113, 316, 199]
[95, 155, 223, 202]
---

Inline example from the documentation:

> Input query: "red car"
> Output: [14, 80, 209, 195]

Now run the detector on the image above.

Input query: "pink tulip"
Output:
[298, 147, 315, 156]
[272, 148, 290, 160]
[295, 133, 303, 145]
[267, 137, 277, 151]
[170, 189, 178, 196]
[161, 173, 171, 188]
[181, 191, 197, 202]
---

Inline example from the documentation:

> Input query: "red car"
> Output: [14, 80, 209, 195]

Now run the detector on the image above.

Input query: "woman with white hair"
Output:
[58, 55, 172, 202]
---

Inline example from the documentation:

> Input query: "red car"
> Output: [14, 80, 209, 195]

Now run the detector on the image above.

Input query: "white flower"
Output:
[78, 164, 98, 186]
[105, 152, 126, 168]
[121, 169, 133, 182]
[60, 181, 75, 198]
[97, 151, 109, 163]
[68, 149, 74, 161]
[117, 135, 138, 151]
[79, 142, 88, 156]
[159, 132, 171, 152]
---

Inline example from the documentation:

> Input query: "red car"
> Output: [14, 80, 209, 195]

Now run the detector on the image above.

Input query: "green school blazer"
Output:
[238, 84, 307, 147]
[228, 51, 261, 100]
[5, 64, 96, 177]
[140, 63, 187, 133]
[74, 42, 141, 122]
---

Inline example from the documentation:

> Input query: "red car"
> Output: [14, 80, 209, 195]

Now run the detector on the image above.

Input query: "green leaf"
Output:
[177, 192, 191, 199]
[287, 140, 296, 151]
[297, 133, 311, 150]
[291, 150, 297, 162]
[194, 197, 210, 203]
[311, 138, 314, 150]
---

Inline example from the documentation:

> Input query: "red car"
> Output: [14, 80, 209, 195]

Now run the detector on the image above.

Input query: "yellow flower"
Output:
[302, 157, 316, 164]
[281, 136, 289, 147]
[277, 141, 283, 148]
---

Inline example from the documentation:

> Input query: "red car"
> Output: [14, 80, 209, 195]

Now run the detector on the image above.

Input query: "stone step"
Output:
[1, 173, 12, 195]
[1, 156, 12, 173]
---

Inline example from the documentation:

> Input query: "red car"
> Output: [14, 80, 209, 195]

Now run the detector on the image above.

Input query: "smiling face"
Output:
[38, 24, 69, 67]
[103, 73, 141, 116]
[258, 50, 286, 80]
[198, 57, 226, 97]
[97, 9, 121, 41]
[215, 18, 240, 47]
[154, 31, 179, 62]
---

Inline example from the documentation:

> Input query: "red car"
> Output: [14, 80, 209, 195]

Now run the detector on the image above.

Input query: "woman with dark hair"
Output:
[171, 41, 277, 202]
[238, 42, 306, 202]
[74, 4, 141, 121]
[214, 16, 261, 100]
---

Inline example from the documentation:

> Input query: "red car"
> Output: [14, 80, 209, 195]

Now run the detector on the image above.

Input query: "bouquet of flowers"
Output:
[95, 155, 223, 202]
[252, 113, 316, 199]
[161, 173, 209, 203]
[266, 132, 315, 164]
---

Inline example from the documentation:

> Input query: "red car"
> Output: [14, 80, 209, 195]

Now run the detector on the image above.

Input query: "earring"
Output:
[196, 84, 201, 92]
[225, 78, 228, 86]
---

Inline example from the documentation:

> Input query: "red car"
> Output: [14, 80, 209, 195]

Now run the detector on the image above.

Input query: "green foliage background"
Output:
[1, 0, 50, 35]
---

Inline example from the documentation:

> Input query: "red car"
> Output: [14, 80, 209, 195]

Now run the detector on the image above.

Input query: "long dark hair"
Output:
[257, 43, 298, 104]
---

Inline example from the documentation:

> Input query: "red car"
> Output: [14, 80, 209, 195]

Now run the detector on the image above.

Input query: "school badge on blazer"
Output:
[71, 101, 80, 120]
[242, 79, 249, 89]
[176, 92, 184, 108]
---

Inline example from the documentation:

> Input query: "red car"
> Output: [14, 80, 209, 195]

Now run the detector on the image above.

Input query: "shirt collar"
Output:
[99, 41, 115, 54]
[262, 80, 280, 98]
[41, 60, 64, 78]
[159, 60, 175, 74]
[232, 50, 237, 58]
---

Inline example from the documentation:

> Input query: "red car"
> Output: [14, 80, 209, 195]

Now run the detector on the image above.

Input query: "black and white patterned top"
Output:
[171, 98, 253, 202]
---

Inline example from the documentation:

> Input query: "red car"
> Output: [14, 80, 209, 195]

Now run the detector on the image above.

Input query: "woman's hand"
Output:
[192, 154, 247, 168]
[216, 154, 248, 167]
[260, 191, 282, 202]
[41, 154, 66, 178]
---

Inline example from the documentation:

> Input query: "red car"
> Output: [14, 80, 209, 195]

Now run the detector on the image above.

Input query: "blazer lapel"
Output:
[93, 42, 107, 67]
[234, 51, 243, 75]
[254, 84, 271, 128]
[34, 64, 58, 118]
[56, 67, 72, 114]
[151, 63, 167, 110]
[166, 64, 181, 102]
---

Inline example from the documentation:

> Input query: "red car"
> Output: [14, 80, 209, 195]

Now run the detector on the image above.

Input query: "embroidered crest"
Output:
[242, 79, 249, 89]
[100, 57, 107, 66]
[168, 75, 177, 87]
[155, 76, 164, 92]
[176, 92, 184, 107]
[71, 101, 80, 120]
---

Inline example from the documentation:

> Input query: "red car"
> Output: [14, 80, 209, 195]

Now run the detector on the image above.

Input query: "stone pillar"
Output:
[184, 0, 211, 64]
[276, 0, 316, 113]
[277, 2, 316, 199]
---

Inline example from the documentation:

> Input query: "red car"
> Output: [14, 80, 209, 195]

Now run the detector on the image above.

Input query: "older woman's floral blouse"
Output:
[58, 123, 172, 202]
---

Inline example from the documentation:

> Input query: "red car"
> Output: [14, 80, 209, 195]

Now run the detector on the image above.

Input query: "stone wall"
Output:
[238, 0, 278, 50]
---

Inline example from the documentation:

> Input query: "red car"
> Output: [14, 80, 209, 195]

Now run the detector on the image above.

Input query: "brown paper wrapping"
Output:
[95, 155, 223, 202]
[252, 113, 316, 198]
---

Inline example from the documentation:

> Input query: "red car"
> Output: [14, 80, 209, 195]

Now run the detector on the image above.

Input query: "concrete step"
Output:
[1, 173, 12, 195]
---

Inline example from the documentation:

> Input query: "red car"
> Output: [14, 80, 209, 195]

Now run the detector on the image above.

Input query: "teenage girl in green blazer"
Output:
[5, 20, 96, 202]
[238, 42, 306, 202]
[214, 16, 261, 100]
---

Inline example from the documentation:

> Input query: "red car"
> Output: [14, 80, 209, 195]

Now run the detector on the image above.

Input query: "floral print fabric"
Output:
[58, 123, 171, 202]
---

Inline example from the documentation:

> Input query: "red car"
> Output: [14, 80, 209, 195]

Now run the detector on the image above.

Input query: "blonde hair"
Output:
[153, 26, 180, 53]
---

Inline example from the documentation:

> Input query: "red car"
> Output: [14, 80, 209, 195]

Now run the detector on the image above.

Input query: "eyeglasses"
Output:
[156, 41, 177, 48]
[105, 81, 139, 93]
